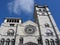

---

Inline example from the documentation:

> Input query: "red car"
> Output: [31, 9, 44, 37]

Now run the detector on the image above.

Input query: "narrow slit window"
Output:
[10, 24, 15, 26]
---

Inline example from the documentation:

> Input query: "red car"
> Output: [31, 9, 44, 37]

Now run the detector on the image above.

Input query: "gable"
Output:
[22, 20, 37, 26]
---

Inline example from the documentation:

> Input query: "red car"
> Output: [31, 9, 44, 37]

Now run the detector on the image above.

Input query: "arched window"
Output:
[6, 39, 10, 45]
[19, 37, 23, 44]
[46, 29, 53, 36]
[7, 29, 14, 36]
[55, 39, 58, 45]
[36, 8, 42, 12]
[1, 38, 5, 45]
[37, 37, 42, 44]
[38, 38, 40, 44]
[50, 39, 55, 45]
[45, 39, 50, 45]
[11, 39, 15, 45]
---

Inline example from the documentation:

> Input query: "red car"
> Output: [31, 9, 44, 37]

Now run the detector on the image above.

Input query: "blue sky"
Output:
[0, 0, 60, 30]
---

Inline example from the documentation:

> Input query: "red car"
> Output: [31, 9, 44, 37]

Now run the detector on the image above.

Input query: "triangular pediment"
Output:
[22, 20, 37, 26]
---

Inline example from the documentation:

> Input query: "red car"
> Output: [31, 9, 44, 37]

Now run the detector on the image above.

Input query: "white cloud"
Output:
[8, 0, 34, 15]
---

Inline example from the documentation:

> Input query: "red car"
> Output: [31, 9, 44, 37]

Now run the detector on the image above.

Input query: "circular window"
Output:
[25, 25, 36, 34]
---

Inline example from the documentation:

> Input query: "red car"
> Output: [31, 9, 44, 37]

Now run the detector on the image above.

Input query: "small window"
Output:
[7, 19, 9, 22]
[15, 19, 16, 22]
[37, 37, 42, 44]
[46, 29, 53, 36]
[46, 32, 53, 36]
[7, 19, 11, 22]
[16, 19, 19, 23]
[42, 12, 45, 15]
[11, 39, 15, 45]
[55, 39, 58, 45]
[7, 19, 10, 22]
[45, 23, 50, 27]
[10, 24, 15, 26]
[12, 19, 14, 22]
[43, 9, 46, 12]
[50, 39, 55, 45]
[7, 19, 19, 23]
[19, 37, 23, 44]
[7, 29, 14, 36]
[1, 38, 5, 45]
[39, 9, 42, 12]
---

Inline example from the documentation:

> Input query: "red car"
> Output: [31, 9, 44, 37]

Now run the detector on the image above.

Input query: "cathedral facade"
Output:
[0, 5, 60, 45]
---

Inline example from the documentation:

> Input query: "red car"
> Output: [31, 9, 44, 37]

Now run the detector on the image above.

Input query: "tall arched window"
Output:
[50, 39, 55, 45]
[11, 39, 15, 45]
[6, 39, 10, 45]
[1, 38, 5, 45]
[45, 39, 50, 45]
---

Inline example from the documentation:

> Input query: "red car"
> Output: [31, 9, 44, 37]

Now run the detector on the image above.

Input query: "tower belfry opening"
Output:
[4, 17, 22, 23]
[34, 4, 60, 45]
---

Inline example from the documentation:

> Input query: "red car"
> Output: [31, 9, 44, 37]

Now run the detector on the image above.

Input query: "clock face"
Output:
[25, 25, 36, 34]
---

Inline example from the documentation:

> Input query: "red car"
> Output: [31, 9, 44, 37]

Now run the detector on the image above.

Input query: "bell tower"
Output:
[34, 4, 60, 45]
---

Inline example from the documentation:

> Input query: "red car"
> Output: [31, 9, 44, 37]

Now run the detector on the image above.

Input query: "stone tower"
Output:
[34, 4, 60, 45]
